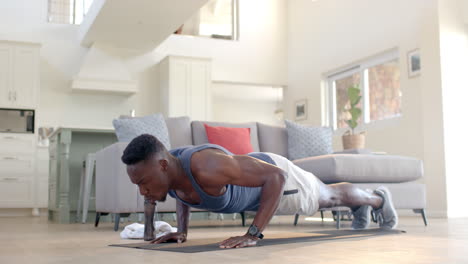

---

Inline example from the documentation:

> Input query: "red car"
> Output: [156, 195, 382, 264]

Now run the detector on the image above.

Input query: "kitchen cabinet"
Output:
[0, 41, 40, 109]
[158, 55, 212, 120]
[0, 133, 35, 208]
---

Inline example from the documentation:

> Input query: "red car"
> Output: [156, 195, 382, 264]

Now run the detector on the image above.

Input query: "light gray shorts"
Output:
[266, 153, 321, 216]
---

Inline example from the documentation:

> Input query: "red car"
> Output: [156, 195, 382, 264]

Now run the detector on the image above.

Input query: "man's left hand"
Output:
[219, 234, 258, 249]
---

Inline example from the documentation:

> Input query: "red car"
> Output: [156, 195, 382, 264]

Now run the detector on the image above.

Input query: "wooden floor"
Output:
[0, 214, 467, 264]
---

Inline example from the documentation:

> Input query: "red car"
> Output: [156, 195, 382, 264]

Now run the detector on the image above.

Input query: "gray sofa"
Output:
[95, 116, 426, 230]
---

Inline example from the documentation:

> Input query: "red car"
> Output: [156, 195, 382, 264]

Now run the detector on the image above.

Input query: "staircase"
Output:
[78, 0, 209, 51]
[72, 0, 208, 93]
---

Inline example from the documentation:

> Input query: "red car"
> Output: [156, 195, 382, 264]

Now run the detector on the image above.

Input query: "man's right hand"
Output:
[150, 232, 187, 244]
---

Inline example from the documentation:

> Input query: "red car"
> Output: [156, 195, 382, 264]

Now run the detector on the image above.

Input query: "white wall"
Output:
[0, 0, 287, 129]
[438, 0, 468, 217]
[0, 0, 149, 129]
[287, 0, 447, 216]
[146, 0, 288, 86]
[211, 83, 283, 125]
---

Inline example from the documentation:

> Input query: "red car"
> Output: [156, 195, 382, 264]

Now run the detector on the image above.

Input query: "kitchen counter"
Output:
[48, 126, 114, 139]
[47, 127, 117, 223]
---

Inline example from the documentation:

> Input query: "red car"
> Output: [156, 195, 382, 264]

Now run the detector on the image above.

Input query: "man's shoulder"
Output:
[191, 149, 232, 181]
[191, 148, 227, 167]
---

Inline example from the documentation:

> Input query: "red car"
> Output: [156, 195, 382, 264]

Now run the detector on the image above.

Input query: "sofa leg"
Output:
[336, 211, 341, 229]
[240, 212, 246, 227]
[421, 209, 428, 226]
[114, 214, 120, 231]
[413, 209, 428, 226]
[95, 212, 101, 227]
[95, 212, 109, 227]
[294, 214, 299, 226]
[320, 211, 324, 221]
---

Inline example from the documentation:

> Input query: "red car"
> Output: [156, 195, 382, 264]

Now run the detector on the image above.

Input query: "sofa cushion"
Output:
[191, 121, 260, 152]
[293, 154, 424, 184]
[257, 123, 288, 158]
[112, 113, 171, 149]
[203, 124, 254, 154]
[333, 148, 373, 154]
[165, 116, 192, 148]
[285, 120, 333, 160]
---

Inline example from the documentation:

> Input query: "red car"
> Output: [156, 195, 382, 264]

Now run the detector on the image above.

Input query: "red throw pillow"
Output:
[203, 124, 254, 155]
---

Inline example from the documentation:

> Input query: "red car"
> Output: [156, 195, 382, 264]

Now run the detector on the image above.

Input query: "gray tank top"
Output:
[168, 144, 276, 213]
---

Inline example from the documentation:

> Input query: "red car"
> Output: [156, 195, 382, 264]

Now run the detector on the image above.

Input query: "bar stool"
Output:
[77, 153, 96, 223]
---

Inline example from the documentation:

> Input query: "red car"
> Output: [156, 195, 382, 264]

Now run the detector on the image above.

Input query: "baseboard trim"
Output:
[0, 208, 47, 217]
[425, 210, 447, 218]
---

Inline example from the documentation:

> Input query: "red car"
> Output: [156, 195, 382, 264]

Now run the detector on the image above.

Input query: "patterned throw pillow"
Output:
[285, 120, 333, 160]
[112, 113, 171, 149]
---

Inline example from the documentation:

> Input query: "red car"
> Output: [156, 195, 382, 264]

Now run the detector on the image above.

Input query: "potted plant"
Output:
[342, 85, 366, 149]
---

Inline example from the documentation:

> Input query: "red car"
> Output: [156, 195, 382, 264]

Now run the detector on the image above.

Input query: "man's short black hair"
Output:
[121, 134, 167, 165]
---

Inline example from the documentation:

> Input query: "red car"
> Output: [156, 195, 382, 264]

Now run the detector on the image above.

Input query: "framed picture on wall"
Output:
[407, 49, 421, 78]
[295, 99, 307, 121]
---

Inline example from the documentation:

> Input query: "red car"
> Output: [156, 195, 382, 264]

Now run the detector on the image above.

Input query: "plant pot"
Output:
[342, 132, 366, 150]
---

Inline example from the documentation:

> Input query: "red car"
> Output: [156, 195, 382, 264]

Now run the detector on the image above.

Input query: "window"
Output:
[178, 0, 239, 40]
[326, 50, 401, 130]
[48, 0, 94, 25]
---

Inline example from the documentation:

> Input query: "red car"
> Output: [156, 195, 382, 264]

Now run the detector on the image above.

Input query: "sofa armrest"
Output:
[95, 142, 181, 213]
[95, 142, 142, 213]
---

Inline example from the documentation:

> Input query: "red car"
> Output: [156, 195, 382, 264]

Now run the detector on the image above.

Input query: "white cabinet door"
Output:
[13, 46, 38, 108]
[36, 147, 49, 208]
[169, 59, 190, 117]
[0, 133, 36, 208]
[0, 43, 13, 107]
[0, 177, 33, 207]
[0, 133, 36, 154]
[160, 56, 212, 120]
[190, 60, 211, 121]
[37, 178, 48, 208]
[0, 154, 35, 176]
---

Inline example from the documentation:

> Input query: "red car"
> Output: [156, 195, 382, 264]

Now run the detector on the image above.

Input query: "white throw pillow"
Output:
[112, 113, 171, 149]
[285, 120, 333, 160]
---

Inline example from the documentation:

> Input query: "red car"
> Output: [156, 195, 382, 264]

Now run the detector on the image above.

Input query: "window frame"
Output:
[48, 0, 93, 25]
[325, 50, 400, 132]
[179, 0, 240, 41]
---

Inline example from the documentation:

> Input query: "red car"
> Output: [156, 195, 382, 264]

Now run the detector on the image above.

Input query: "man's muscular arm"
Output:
[150, 200, 190, 244]
[193, 151, 286, 248]
[143, 200, 156, 241]
[176, 199, 190, 236]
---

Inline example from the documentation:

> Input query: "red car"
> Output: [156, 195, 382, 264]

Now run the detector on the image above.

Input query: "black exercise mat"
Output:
[109, 229, 405, 253]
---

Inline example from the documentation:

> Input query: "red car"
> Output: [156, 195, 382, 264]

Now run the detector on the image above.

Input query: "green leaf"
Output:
[346, 119, 358, 129]
[344, 84, 362, 131]
[350, 107, 362, 120]
[346, 120, 352, 128]
[348, 86, 361, 105]
[350, 95, 361, 107]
